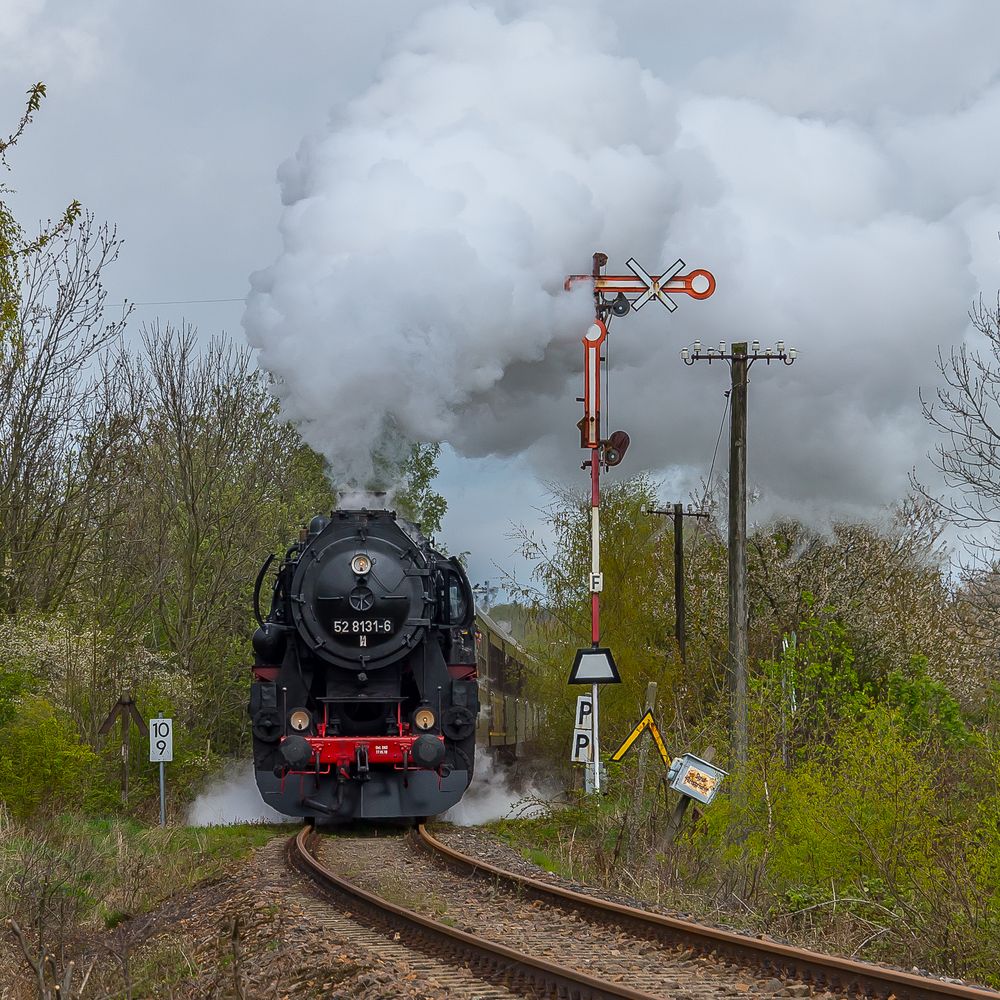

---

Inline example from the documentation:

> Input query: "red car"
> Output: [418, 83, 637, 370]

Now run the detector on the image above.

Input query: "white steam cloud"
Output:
[245, 1, 1000, 519]
[443, 754, 549, 826]
[187, 762, 296, 826]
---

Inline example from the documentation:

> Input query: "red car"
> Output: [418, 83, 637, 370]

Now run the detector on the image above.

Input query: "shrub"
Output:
[0, 695, 96, 819]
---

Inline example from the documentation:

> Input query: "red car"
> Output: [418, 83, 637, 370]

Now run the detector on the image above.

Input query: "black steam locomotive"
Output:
[249, 509, 478, 819]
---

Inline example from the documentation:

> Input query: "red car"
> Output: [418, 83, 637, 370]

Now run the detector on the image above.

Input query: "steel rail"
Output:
[416, 824, 1000, 1000]
[290, 824, 661, 1000]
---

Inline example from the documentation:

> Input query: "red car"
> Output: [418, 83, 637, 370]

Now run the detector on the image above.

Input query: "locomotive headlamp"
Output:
[350, 554, 372, 575]
[289, 709, 311, 732]
[413, 706, 436, 731]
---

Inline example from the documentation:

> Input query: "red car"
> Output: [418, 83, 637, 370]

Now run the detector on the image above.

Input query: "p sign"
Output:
[571, 695, 593, 763]
[571, 728, 592, 763]
[149, 718, 173, 763]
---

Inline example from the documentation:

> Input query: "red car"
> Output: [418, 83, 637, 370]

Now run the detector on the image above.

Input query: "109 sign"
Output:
[149, 718, 173, 762]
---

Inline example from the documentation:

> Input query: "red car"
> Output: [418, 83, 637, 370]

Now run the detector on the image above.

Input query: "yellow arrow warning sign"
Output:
[610, 711, 669, 764]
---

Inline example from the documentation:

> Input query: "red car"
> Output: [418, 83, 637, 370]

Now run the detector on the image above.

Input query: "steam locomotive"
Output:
[249, 509, 480, 819]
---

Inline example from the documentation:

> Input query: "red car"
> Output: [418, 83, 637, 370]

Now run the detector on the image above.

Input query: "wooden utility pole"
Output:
[631, 681, 658, 814]
[674, 504, 687, 661]
[728, 343, 749, 768]
[681, 338, 795, 769]
[646, 505, 710, 663]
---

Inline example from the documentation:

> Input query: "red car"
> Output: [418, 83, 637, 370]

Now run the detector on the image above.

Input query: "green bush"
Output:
[0, 695, 96, 819]
[888, 655, 971, 748]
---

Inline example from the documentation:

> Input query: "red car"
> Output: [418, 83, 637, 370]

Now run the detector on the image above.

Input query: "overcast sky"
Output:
[5, 0, 1000, 591]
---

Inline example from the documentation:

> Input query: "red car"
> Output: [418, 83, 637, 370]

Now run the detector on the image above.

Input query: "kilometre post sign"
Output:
[149, 717, 173, 762]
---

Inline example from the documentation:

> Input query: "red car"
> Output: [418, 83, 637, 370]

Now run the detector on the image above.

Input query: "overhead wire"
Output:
[688, 388, 730, 564]
[687, 389, 731, 694]
[104, 297, 245, 308]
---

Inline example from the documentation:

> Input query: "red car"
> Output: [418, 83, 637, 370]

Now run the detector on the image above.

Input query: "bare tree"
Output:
[915, 293, 1000, 675]
[1, 82, 82, 342]
[0, 214, 133, 616]
[124, 323, 332, 747]
[919, 293, 1000, 543]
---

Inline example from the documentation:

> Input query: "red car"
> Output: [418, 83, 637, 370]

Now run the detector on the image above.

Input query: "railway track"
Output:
[290, 822, 1000, 1000]
[290, 824, 656, 999]
[414, 824, 1000, 1000]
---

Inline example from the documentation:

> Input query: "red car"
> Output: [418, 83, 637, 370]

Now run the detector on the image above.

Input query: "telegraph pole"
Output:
[646, 504, 709, 662]
[729, 343, 749, 767]
[682, 339, 795, 767]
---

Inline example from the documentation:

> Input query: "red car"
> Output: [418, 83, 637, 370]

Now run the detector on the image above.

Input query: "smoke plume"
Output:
[244, 1, 1000, 519]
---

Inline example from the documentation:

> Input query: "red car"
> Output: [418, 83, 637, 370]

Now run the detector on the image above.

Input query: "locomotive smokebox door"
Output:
[288, 515, 433, 672]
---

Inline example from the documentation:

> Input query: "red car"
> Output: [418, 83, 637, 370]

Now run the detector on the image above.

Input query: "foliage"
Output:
[748, 499, 978, 702]
[395, 441, 448, 536]
[887, 655, 971, 748]
[358, 423, 449, 536]
[0, 696, 96, 819]
[503, 472, 1000, 982]
[1, 83, 82, 343]
[753, 598, 871, 762]
[0, 215, 132, 617]
[93, 323, 336, 755]
[0, 660, 37, 729]
[0, 313, 336, 805]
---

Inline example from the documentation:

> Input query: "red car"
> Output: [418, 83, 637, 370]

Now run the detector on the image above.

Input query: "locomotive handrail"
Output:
[446, 555, 476, 629]
[252, 552, 276, 626]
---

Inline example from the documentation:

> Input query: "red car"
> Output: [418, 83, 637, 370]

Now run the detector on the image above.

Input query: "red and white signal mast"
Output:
[564, 253, 716, 793]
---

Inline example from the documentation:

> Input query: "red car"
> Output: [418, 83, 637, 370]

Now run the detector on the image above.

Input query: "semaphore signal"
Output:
[565, 258, 716, 312]
[565, 251, 716, 795]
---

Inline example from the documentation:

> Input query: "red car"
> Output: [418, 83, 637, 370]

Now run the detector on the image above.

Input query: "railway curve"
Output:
[290, 823, 662, 999]
[415, 823, 1000, 1000]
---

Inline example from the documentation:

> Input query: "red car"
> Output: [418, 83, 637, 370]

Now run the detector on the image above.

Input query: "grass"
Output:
[490, 808, 599, 883]
[130, 940, 198, 995]
[0, 810, 291, 933]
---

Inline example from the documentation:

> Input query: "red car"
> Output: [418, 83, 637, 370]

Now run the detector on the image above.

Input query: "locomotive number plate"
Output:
[331, 619, 394, 635]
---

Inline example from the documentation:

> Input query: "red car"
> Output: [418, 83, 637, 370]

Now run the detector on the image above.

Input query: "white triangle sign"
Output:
[567, 646, 621, 685]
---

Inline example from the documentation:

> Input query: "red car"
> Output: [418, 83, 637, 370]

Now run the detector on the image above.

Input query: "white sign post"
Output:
[149, 715, 173, 826]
